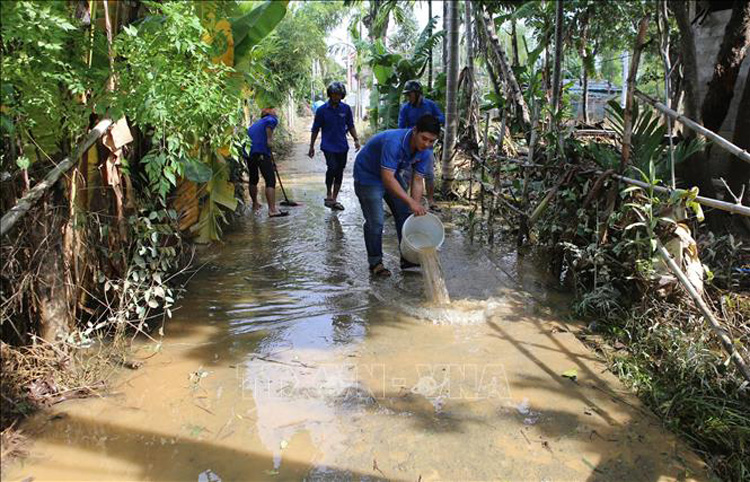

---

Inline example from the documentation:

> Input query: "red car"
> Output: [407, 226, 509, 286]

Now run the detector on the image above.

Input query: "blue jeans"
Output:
[355, 180, 412, 268]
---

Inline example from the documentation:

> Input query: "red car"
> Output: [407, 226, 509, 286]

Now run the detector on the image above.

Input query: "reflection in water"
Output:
[6, 143, 708, 482]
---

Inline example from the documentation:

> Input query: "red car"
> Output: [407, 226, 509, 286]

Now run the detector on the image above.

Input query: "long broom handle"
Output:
[271, 154, 292, 203]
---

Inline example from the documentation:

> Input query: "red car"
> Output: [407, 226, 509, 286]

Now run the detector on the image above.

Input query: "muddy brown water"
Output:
[7, 142, 708, 481]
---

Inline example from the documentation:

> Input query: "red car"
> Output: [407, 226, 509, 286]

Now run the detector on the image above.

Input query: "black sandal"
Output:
[369, 263, 391, 277]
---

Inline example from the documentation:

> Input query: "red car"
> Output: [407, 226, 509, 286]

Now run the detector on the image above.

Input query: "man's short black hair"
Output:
[415, 114, 441, 136]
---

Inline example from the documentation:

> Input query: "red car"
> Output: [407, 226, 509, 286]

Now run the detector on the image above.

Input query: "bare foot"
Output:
[252, 203, 262, 212]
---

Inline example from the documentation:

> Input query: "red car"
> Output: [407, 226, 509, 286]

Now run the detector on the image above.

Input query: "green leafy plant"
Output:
[360, 17, 444, 129]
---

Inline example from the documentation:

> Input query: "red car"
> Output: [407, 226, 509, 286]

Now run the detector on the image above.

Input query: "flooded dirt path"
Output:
[7, 141, 708, 481]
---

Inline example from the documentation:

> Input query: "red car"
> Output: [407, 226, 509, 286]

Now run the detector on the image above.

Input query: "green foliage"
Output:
[249, 1, 344, 107]
[362, 17, 444, 129]
[192, 155, 238, 243]
[606, 99, 709, 183]
[0, 0, 106, 166]
[231, 0, 289, 63]
[96, 208, 180, 341]
[608, 296, 750, 482]
[110, 1, 243, 208]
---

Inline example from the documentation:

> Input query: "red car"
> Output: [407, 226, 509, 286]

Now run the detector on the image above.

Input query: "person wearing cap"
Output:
[246, 107, 288, 218]
[308, 81, 360, 211]
[398, 80, 445, 212]
[353, 114, 441, 277]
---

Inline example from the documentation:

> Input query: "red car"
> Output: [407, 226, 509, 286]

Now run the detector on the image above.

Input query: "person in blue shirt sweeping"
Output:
[353, 114, 441, 277]
[398, 80, 445, 212]
[246, 108, 288, 218]
[308, 82, 360, 211]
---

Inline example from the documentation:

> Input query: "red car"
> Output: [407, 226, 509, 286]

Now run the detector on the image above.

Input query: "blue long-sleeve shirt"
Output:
[398, 98, 445, 129]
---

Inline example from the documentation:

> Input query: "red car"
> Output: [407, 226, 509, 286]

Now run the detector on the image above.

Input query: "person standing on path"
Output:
[308, 82, 361, 211]
[398, 80, 445, 212]
[246, 107, 288, 218]
[353, 114, 441, 277]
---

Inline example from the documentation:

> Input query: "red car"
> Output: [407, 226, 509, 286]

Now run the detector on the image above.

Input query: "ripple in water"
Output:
[398, 297, 508, 325]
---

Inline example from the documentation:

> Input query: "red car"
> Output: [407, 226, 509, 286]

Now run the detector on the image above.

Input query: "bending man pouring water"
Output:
[353, 115, 440, 277]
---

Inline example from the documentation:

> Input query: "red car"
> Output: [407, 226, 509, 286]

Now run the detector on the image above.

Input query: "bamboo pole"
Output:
[656, 240, 750, 383]
[613, 173, 750, 217]
[1, 119, 113, 237]
[635, 90, 750, 165]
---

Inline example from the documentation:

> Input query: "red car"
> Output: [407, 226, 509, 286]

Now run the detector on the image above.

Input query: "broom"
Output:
[272, 154, 301, 207]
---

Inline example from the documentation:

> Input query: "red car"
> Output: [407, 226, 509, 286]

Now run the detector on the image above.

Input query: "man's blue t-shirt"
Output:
[247, 115, 278, 155]
[312, 101, 354, 153]
[353, 129, 431, 186]
[398, 98, 445, 129]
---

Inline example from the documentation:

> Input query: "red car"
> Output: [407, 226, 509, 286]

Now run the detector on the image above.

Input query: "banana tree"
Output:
[188, 0, 288, 242]
[360, 17, 443, 129]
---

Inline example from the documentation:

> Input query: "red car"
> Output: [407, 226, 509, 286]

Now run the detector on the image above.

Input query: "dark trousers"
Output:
[323, 151, 347, 190]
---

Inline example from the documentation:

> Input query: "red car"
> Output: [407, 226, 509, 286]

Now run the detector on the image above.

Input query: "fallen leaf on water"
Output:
[279, 440, 288, 450]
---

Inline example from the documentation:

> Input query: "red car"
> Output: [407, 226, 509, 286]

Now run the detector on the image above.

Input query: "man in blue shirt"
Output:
[398, 80, 445, 212]
[246, 107, 288, 218]
[308, 82, 360, 211]
[353, 115, 441, 276]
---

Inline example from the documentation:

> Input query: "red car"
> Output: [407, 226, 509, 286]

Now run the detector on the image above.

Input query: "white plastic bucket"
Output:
[400, 213, 445, 264]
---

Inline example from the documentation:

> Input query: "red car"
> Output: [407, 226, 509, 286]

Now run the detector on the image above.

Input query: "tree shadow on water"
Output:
[17, 413, 389, 481]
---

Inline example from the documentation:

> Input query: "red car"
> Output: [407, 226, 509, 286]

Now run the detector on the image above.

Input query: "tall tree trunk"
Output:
[465, 0, 474, 109]
[476, 7, 531, 131]
[442, 0, 448, 73]
[550, 0, 565, 116]
[671, 0, 700, 122]
[578, 12, 591, 124]
[428, 0, 433, 90]
[441, 0, 460, 195]
[511, 19, 520, 68]
[621, 16, 650, 170]
[701, 1, 750, 133]
[672, 1, 713, 195]
[727, 69, 750, 198]
[581, 67, 589, 123]
[33, 192, 74, 342]
[695, 1, 749, 200]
